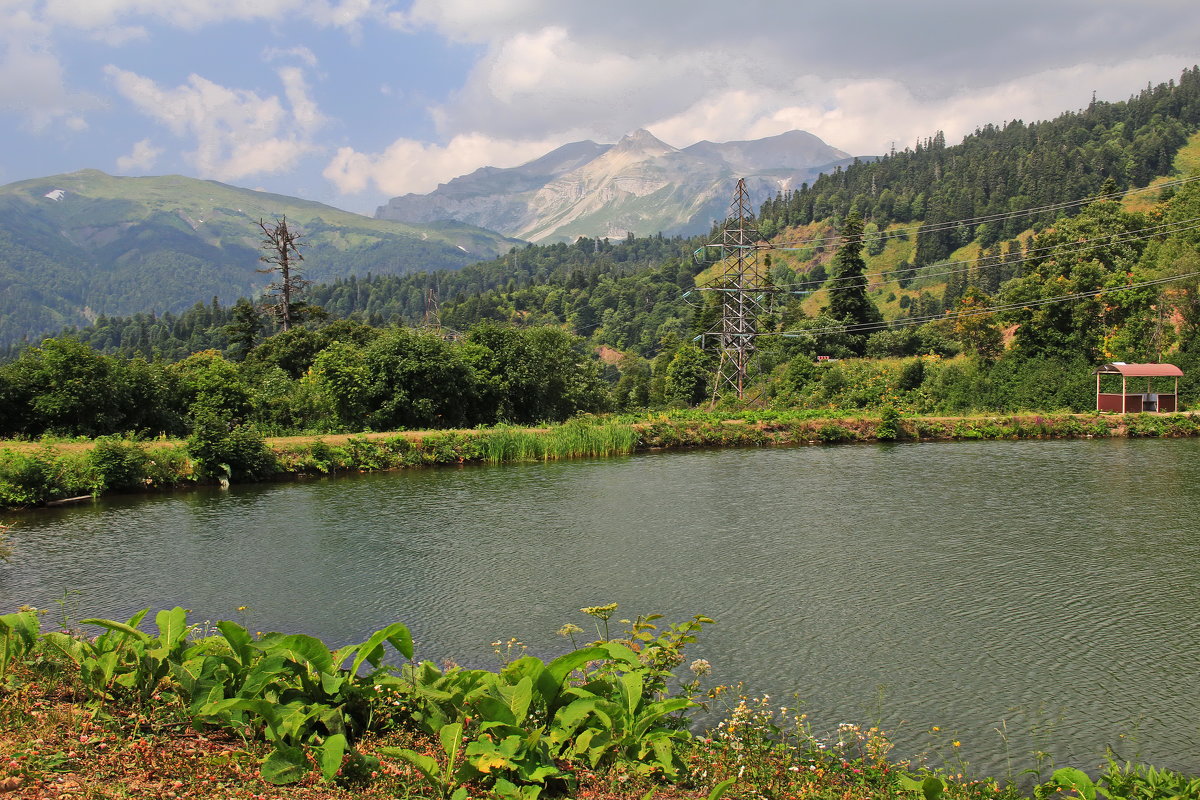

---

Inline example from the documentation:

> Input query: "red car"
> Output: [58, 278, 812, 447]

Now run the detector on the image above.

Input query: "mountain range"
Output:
[0, 170, 518, 344]
[375, 129, 858, 242]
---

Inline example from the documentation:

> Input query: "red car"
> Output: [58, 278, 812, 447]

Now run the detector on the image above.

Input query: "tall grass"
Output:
[481, 420, 637, 464]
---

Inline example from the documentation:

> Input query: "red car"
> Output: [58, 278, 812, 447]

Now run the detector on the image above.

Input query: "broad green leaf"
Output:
[922, 775, 946, 800]
[318, 733, 347, 781]
[155, 607, 189, 648]
[440, 721, 464, 759]
[378, 747, 439, 785]
[259, 634, 334, 674]
[546, 646, 608, 685]
[42, 632, 85, 666]
[170, 657, 205, 695]
[475, 696, 516, 727]
[1053, 768, 1097, 800]
[80, 617, 150, 642]
[597, 641, 640, 664]
[216, 620, 253, 666]
[620, 671, 643, 715]
[0, 611, 38, 650]
[470, 751, 513, 774]
[348, 622, 413, 675]
[261, 744, 309, 785]
[238, 654, 288, 698]
[506, 675, 533, 725]
[319, 670, 347, 696]
[707, 777, 737, 800]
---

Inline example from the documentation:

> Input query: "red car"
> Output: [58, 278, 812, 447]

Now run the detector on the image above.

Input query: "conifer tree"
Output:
[827, 210, 881, 354]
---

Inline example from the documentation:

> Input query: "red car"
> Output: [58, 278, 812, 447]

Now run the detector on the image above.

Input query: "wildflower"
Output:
[580, 602, 618, 620]
[557, 623, 583, 637]
[952, 740, 961, 747]
[932, 726, 940, 732]
[690, 658, 712, 676]
[236, 606, 247, 612]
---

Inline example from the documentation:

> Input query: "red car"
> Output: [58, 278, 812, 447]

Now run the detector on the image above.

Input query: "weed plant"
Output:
[2, 603, 1195, 799]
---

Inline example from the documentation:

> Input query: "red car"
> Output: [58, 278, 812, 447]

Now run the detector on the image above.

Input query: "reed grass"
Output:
[481, 420, 637, 464]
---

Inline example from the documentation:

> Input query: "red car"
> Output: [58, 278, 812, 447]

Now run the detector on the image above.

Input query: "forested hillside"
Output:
[0, 170, 519, 345]
[4, 68, 1200, 436]
[759, 66, 1200, 264]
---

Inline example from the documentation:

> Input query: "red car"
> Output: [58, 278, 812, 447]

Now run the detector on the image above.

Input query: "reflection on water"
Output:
[3, 438, 1199, 775]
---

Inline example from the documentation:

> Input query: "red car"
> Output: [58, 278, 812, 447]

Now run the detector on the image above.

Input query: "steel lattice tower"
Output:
[700, 179, 766, 403]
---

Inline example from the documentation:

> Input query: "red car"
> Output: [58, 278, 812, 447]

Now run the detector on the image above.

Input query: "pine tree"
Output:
[826, 210, 881, 354]
[225, 298, 263, 361]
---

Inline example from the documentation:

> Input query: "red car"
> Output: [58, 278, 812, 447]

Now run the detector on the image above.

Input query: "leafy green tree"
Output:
[1000, 198, 1151, 361]
[358, 329, 478, 429]
[951, 288, 1004, 360]
[0, 338, 124, 436]
[310, 341, 371, 429]
[169, 350, 253, 422]
[663, 345, 712, 406]
[246, 328, 326, 379]
[466, 323, 607, 423]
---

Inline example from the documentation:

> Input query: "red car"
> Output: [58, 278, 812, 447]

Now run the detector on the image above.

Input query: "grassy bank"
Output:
[2, 411, 1200, 509]
[1, 605, 1196, 800]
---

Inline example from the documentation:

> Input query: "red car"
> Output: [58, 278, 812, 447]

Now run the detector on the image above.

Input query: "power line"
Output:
[765, 174, 1200, 251]
[763, 271, 1200, 338]
[769, 215, 1200, 294]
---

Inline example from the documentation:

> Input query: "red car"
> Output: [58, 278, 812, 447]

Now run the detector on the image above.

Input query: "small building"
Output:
[1094, 362, 1183, 413]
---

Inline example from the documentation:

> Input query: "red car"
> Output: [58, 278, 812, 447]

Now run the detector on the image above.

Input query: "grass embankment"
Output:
[2, 411, 1200, 509]
[2, 605, 1196, 800]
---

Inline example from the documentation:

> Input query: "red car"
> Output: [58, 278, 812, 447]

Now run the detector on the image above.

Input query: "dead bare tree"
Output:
[257, 216, 310, 331]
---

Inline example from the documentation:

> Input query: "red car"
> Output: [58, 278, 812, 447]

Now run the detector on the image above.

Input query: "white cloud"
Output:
[645, 56, 1195, 159]
[105, 65, 325, 181]
[397, 0, 1200, 156]
[0, 0, 379, 130]
[323, 133, 558, 196]
[263, 46, 319, 68]
[0, 6, 99, 130]
[115, 138, 162, 172]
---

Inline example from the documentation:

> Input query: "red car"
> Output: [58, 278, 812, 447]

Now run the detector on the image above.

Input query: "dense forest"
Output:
[3, 68, 1200, 439]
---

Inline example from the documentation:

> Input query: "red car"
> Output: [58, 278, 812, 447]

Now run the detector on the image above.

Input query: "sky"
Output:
[2, 0, 1199, 216]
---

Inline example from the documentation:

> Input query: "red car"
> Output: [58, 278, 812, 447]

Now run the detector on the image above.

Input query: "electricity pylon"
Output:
[697, 179, 768, 404]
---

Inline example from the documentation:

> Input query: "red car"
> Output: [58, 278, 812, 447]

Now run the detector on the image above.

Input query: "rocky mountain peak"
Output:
[376, 128, 863, 242]
[610, 128, 676, 157]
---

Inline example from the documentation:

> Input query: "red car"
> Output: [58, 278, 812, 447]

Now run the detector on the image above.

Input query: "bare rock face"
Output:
[376, 130, 860, 242]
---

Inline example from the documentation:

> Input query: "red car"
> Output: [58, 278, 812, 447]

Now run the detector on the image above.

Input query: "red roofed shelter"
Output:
[1094, 362, 1183, 413]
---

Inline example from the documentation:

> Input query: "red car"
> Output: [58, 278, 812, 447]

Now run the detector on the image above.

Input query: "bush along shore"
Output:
[2, 411, 1200, 509]
[1, 603, 1196, 800]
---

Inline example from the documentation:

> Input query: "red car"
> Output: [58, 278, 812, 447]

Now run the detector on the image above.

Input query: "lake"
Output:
[3, 437, 1199, 777]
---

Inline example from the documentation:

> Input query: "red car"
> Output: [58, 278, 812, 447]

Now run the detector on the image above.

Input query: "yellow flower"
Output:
[932, 726, 940, 732]
[953, 740, 961, 747]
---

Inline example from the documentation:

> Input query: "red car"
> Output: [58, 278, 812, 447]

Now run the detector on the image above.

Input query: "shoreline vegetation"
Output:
[0, 605, 1196, 800]
[1, 410, 1200, 510]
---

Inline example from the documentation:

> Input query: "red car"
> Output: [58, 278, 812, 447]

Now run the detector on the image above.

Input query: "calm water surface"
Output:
[3, 438, 1199, 776]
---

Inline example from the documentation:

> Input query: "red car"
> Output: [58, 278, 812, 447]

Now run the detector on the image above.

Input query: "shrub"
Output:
[876, 405, 903, 440]
[816, 423, 854, 443]
[185, 411, 277, 481]
[0, 451, 59, 506]
[88, 437, 150, 492]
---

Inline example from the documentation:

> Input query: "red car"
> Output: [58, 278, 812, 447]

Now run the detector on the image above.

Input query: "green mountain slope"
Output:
[0, 170, 520, 344]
